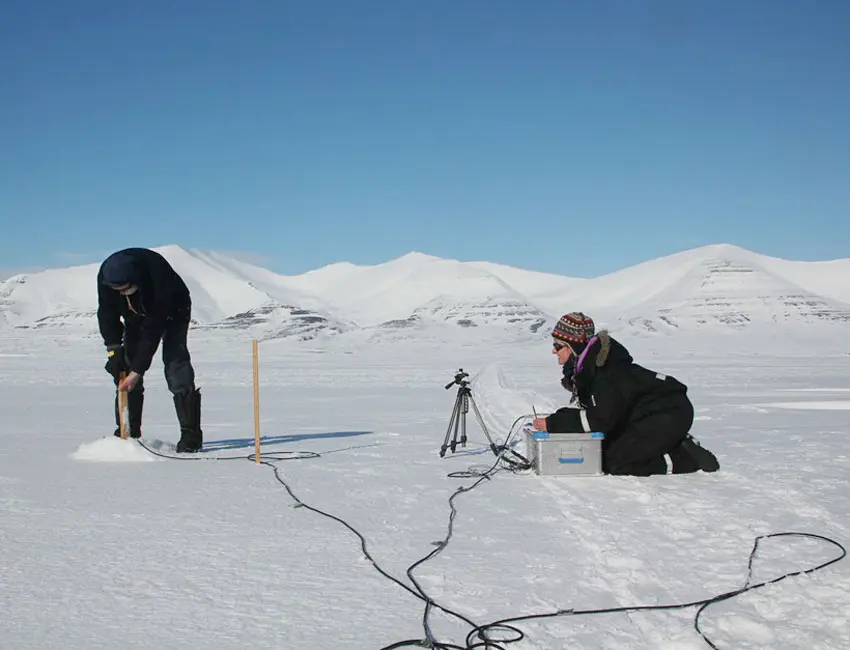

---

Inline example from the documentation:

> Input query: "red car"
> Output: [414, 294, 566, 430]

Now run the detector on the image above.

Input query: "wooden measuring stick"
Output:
[253, 339, 261, 463]
[117, 371, 130, 439]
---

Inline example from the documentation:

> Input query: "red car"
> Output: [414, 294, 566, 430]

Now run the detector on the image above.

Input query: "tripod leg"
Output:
[468, 393, 499, 453]
[440, 391, 463, 457]
[450, 396, 463, 453]
[460, 392, 467, 447]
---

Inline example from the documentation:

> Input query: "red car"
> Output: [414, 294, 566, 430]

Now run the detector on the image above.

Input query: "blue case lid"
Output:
[531, 431, 604, 439]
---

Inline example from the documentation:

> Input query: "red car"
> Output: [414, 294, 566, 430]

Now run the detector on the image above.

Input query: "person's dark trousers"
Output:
[162, 316, 203, 453]
[603, 398, 695, 476]
[114, 316, 202, 452]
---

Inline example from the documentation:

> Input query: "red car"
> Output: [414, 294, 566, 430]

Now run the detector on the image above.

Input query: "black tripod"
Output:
[440, 369, 499, 457]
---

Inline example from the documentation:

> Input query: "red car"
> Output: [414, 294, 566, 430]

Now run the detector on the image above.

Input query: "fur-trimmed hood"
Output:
[594, 330, 612, 366]
[562, 329, 634, 398]
[581, 329, 632, 370]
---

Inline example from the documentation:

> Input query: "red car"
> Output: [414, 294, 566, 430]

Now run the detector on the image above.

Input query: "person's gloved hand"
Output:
[118, 371, 142, 392]
[105, 346, 129, 378]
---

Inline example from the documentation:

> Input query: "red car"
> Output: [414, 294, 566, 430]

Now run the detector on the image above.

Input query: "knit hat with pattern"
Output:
[551, 312, 595, 350]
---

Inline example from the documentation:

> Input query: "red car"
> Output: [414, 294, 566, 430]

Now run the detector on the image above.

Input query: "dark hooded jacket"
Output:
[545, 330, 690, 436]
[96, 248, 191, 374]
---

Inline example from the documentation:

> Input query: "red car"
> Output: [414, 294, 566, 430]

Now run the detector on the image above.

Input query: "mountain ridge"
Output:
[2, 243, 849, 341]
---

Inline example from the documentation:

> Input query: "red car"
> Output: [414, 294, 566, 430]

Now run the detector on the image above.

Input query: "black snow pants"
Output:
[602, 396, 694, 476]
[113, 315, 196, 437]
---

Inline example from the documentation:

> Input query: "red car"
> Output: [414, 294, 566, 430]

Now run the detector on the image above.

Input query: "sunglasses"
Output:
[553, 342, 568, 351]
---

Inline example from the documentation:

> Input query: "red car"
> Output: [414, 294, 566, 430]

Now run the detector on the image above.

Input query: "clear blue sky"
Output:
[1, 0, 848, 279]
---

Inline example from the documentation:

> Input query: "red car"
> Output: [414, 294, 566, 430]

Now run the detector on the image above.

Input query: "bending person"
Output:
[96, 247, 203, 453]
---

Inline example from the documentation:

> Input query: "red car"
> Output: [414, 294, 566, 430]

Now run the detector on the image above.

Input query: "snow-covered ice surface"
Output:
[1, 331, 849, 650]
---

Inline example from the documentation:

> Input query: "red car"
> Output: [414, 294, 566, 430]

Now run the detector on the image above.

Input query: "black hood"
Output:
[101, 252, 140, 286]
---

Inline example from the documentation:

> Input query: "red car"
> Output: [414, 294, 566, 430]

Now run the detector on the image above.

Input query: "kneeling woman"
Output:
[531, 312, 719, 476]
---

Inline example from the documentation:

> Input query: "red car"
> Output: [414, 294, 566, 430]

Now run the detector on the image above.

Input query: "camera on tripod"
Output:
[440, 367, 498, 457]
[445, 368, 469, 390]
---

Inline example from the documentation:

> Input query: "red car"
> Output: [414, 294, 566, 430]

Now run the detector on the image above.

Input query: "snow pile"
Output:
[70, 436, 160, 462]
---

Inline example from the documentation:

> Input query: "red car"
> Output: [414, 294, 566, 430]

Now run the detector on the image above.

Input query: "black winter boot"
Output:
[669, 435, 719, 473]
[113, 386, 144, 439]
[174, 388, 203, 453]
[606, 455, 669, 476]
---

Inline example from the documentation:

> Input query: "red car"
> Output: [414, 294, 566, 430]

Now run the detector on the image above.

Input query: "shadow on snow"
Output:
[202, 430, 374, 452]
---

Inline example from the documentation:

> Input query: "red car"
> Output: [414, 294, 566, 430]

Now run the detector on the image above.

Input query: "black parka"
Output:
[545, 330, 690, 436]
[96, 248, 191, 374]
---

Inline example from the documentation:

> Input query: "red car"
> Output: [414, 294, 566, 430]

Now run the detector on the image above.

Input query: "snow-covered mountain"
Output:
[0, 245, 348, 341]
[570, 244, 850, 333]
[1, 243, 848, 344]
[203, 300, 358, 342]
[280, 251, 575, 330]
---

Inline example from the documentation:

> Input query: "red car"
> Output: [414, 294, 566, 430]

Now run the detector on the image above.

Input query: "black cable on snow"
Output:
[134, 417, 847, 650]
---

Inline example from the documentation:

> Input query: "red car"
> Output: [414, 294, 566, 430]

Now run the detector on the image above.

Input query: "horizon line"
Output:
[2, 240, 849, 284]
